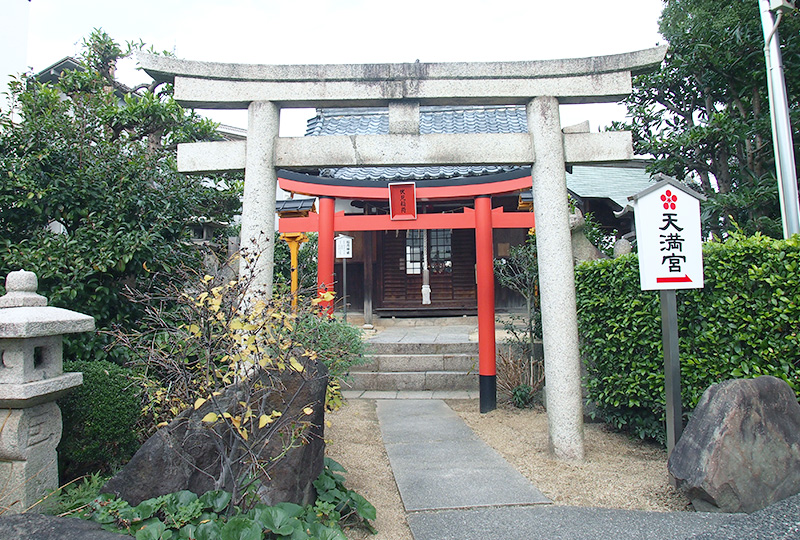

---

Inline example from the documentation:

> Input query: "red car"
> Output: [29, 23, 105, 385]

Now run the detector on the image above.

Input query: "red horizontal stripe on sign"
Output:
[656, 275, 692, 283]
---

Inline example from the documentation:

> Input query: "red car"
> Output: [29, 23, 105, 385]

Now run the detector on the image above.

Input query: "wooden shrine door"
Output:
[378, 229, 476, 314]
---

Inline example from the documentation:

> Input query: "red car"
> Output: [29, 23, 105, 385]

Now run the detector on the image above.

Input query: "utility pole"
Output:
[759, 0, 800, 238]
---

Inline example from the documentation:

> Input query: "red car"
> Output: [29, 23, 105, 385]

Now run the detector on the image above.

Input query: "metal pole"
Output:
[660, 289, 683, 455]
[759, 0, 800, 237]
[342, 255, 347, 323]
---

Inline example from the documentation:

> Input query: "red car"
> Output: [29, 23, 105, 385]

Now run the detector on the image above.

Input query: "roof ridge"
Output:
[315, 104, 526, 117]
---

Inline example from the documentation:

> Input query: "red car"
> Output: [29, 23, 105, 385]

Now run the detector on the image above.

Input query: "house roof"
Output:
[305, 105, 656, 205]
[35, 56, 135, 97]
[566, 164, 658, 210]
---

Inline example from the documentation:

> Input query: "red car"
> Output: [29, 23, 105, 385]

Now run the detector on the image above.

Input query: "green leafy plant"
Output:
[290, 311, 366, 410]
[58, 360, 142, 481]
[0, 30, 240, 365]
[511, 384, 534, 409]
[582, 211, 618, 258]
[494, 235, 545, 403]
[71, 458, 374, 540]
[612, 0, 800, 238]
[576, 233, 800, 444]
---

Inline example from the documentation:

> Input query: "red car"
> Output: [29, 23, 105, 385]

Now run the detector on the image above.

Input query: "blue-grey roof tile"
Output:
[303, 105, 656, 203]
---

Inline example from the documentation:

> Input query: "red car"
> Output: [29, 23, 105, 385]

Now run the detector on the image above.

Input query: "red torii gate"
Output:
[278, 168, 536, 412]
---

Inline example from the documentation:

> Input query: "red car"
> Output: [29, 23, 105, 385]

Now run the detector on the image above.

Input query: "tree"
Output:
[0, 30, 240, 360]
[616, 0, 800, 237]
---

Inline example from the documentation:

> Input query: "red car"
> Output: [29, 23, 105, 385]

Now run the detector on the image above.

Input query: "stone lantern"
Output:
[0, 270, 93, 513]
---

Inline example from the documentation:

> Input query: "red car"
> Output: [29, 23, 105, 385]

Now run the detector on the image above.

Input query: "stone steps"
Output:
[347, 341, 479, 392]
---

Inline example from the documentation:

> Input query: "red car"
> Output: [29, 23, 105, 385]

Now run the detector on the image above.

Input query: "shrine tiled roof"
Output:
[305, 106, 524, 181]
[304, 105, 656, 205]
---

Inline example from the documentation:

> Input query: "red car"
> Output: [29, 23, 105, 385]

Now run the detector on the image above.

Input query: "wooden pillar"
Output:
[475, 195, 497, 413]
[318, 196, 335, 313]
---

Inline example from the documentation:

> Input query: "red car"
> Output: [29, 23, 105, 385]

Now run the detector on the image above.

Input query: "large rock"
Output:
[102, 355, 327, 507]
[0, 513, 130, 540]
[668, 376, 800, 513]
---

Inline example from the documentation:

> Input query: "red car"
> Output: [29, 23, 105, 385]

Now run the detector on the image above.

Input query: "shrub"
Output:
[291, 311, 366, 408]
[58, 360, 142, 481]
[576, 233, 800, 444]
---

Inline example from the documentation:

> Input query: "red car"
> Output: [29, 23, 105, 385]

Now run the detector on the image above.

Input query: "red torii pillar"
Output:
[318, 196, 335, 313]
[475, 195, 497, 412]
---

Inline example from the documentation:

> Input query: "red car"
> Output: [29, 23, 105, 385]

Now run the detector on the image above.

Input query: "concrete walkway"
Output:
[374, 398, 743, 540]
[358, 322, 800, 539]
[377, 400, 549, 512]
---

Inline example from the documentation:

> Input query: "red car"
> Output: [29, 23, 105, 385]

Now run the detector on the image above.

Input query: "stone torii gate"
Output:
[139, 46, 666, 461]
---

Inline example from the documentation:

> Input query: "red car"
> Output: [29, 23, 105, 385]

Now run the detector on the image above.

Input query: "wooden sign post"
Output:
[629, 175, 706, 455]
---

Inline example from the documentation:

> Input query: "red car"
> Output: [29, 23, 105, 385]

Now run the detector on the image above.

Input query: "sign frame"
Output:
[335, 234, 353, 259]
[631, 176, 706, 291]
[388, 182, 417, 221]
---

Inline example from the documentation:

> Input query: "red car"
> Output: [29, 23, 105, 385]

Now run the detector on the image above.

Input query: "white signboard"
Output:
[335, 235, 353, 259]
[633, 179, 705, 290]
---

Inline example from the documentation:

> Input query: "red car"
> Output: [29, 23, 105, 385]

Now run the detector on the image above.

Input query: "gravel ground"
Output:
[324, 398, 689, 540]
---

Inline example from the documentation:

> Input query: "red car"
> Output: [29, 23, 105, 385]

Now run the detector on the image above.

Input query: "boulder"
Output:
[668, 376, 800, 513]
[0, 513, 130, 540]
[102, 355, 327, 507]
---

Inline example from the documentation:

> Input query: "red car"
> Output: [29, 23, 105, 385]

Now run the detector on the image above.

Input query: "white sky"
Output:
[18, 0, 666, 135]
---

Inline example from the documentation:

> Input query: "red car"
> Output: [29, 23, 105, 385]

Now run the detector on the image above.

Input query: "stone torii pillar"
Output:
[240, 101, 280, 300]
[528, 97, 584, 460]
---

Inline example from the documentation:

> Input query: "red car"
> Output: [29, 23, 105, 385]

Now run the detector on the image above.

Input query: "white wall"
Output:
[0, 0, 30, 110]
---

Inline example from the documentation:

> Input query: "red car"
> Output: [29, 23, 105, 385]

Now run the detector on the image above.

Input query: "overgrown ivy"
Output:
[576, 233, 800, 444]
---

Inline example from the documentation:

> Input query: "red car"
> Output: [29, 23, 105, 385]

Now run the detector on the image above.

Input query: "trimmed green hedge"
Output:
[576, 233, 800, 444]
[58, 360, 142, 481]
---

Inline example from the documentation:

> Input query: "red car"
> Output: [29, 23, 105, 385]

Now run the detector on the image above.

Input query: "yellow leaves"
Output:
[194, 397, 207, 410]
[157, 421, 168, 428]
[311, 290, 336, 305]
[201, 412, 218, 423]
[303, 407, 314, 416]
[258, 357, 274, 369]
[202, 274, 214, 283]
[229, 318, 244, 331]
[289, 357, 305, 373]
[188, 324, 201, 338]
[258, 410, 283, 429]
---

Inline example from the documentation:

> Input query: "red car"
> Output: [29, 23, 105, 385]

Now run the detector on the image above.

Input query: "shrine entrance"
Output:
[141, 45, 666, 459]
[276, 168, 538, 323]
[378, 228, 476, 313]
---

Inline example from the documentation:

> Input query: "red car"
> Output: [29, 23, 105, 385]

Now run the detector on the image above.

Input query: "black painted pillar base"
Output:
[479, 375, 496, 413]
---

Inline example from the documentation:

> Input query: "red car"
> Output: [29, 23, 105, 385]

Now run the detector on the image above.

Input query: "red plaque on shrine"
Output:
[389, 182, 417, 220]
